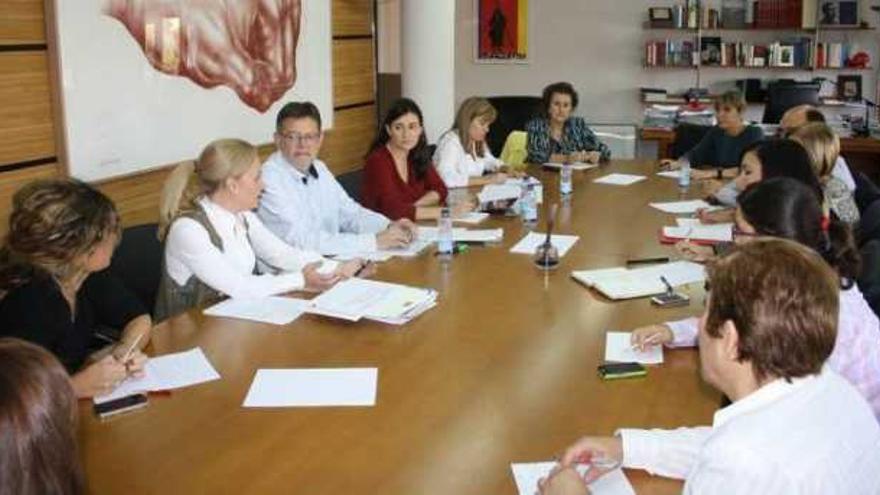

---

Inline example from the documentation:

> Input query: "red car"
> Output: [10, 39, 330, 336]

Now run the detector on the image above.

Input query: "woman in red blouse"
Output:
[363, 98, 471, 221]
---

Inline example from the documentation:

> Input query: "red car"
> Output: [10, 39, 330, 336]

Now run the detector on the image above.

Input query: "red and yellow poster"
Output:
[477, 0, 529, 62]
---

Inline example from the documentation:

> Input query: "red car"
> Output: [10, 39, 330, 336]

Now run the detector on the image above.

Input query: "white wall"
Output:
[454, 0, 879, 125]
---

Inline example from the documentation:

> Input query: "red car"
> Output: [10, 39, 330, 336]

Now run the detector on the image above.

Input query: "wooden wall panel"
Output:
[0, 0, 46, 44]
[0, 52, 55, 165]
[332, 0, 374, 37]
[320, 105, 377, 174]
[0, 163, 58, 233]
[332, 39, 375, 107]
[96, 167, 173, 228]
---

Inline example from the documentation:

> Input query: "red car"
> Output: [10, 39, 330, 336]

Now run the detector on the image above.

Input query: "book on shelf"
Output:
[721, 0, 747, 28]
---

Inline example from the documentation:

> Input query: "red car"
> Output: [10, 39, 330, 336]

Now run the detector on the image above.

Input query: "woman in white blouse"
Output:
[155, 138, 362, 320]
[433, 97, 510, 188]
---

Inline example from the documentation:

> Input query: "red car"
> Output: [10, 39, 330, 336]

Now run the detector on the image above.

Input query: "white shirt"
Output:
[258, 153, 390, 255]
[433, 131, 502, 188]
[164, 197, 325, 298]
[619, 367, 880, 494]
[832, 156, 856, 192]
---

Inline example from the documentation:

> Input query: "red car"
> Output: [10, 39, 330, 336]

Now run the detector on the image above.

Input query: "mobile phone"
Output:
[93, 393, 148, 419]
[650, 292, 690, 308]
[598, 362, 647, 380]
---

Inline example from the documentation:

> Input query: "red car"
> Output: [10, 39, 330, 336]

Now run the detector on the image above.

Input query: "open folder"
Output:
[306, 278, 437, 325]
[571, 261, 705, 300]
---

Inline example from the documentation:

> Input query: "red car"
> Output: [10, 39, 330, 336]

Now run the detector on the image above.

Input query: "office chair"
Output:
[762, 82, 820, 124]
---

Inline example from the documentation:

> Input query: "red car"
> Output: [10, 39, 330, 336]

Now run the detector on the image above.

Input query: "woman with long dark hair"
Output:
[362, 98, 468, 221]
[0, 338, 83, 495]
[633, 178, 880, 419]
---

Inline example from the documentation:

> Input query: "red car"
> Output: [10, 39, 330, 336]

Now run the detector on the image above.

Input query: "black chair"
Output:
[854, 171, 880, 216]
[337, 169, 364, 204]
[108, 223, 163, 316]
[671, 123, 712, 162]
[486, 96, 543, 157]
[761, 82, 820, 124]
[860, 199, 880, 246]
[858, 239, 880, 318]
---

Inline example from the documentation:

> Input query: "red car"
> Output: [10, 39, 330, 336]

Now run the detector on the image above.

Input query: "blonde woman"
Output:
[433, 97, 509, 188]
[157, 138, 363, 320]
[790, 123, 860, 224]
[0, 179, 150, 398]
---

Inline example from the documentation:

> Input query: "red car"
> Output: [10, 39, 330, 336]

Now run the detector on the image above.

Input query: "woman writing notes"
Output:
[525, 82, 611, 165]
[433, 97, 511, 188]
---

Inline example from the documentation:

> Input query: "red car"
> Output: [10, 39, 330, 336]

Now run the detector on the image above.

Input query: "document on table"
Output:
[94, 347, 221, 404]
[477, 183, 521, 203]
[307, 278, 437, 324]
[510, 232, 580, 257]
[571, 261, 705, 300]
[593, 173, 647, 186]
[543, 161, 598, 171]
[649, 200, 720, 215]
[203, 296, 308, 325]
[605, 331, 664, 364]
[418, 226, 503, 243]
[454, 212, 489, 224]
[242, 368, 378, 407]
[657, 170, 682, 179]
[662, 223, 733, 242]
[510, 463, 635, 495]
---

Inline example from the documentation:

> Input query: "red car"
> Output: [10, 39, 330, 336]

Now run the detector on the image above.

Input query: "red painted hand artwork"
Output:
[104, 0, 301, 112]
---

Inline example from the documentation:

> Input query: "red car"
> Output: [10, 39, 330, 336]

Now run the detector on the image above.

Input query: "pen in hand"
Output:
[115, 332, 145, 374]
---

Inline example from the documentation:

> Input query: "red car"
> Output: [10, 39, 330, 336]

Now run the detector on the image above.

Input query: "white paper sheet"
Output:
[454, 212, 490, 224]
[242, 368, 378, 407]
[418, 227, 503, 243]
[592, 173, 646, 186]
[510, 463, 635, 495]
[657, 170, 682, 179]
[510, 232, 579, 257]
[662, 224, 732, 242]
[307, 278, 437, 323]
[478, 183, 521, 203]
[649, 200, 719, 214]
[94, 347, 221, 404]
[543, 162, 598, 171]
[605, 331, 664, 364]
[203, 297, 308, 325]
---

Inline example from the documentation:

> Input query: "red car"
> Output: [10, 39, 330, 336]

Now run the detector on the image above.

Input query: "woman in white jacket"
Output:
[433, 97, 510, 188]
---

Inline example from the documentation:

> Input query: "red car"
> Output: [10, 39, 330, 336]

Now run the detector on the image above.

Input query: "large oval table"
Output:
[80, 160, 720, 494]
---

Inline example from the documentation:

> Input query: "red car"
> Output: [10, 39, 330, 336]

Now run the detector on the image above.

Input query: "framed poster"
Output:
[819, 1, 860, 27]
[837, 74, 863, 101]
[475, 0, 530, 64]
[47, 0, 332, 181]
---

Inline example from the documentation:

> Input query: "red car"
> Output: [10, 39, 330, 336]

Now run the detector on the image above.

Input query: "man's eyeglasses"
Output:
[279, 132, 320, 144]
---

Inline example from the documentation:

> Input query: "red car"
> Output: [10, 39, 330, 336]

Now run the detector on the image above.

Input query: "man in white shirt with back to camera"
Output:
[538, 238, 880, 495]
[258, 101, 417, 256]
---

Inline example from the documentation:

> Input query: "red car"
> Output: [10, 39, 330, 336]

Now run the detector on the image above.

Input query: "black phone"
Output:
[598, 362, 647, 380]
[93, 393, 148, 419]
[650, 292, 690, 308]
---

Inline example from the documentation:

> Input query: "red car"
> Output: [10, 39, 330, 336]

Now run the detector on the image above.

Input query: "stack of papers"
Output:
[661, 220, 733, 243]
[605, 331, 664, 364]
[571, 261, 705, 300]
[543, 162, 598, 171]
[477, 183, 521, 203]
[593, 173, 646, 186]
[94, 347, 221, 404]
[417, 226, 503, 243]
[510, 232, 580, 257]
[243, 368, 378, 408]
[307, 278, 437, 325]
[649, 200, 720, 215]
[204, 296, 308, 325]
[510, 463, 634, 495]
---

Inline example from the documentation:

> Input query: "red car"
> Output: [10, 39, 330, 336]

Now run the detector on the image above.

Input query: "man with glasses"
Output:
[258, 101, 417, 256]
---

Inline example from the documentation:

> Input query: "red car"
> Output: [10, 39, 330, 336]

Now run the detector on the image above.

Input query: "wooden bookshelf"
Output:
[643, 65, 873, 71]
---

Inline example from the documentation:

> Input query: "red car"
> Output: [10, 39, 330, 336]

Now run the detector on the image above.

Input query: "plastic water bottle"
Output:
[678, 160, 691, 188]
[521, 183, 538, 223]
[560, 163, 573, 196]
[437, 206, 453, 258]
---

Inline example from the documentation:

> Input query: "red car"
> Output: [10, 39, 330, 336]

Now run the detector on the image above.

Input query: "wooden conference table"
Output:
[80, 160, 720, 495]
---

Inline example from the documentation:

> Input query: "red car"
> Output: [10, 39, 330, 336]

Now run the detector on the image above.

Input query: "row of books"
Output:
[646, 38, 857, 69]
[650, 0, 857, 30]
